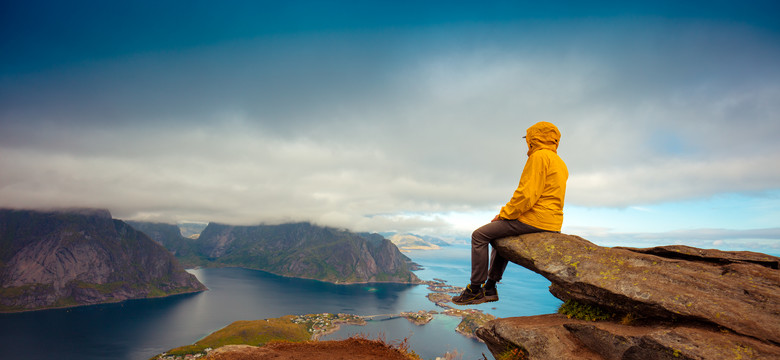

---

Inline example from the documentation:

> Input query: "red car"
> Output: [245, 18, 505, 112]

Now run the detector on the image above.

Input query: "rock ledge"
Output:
[475, 232, 780, 359]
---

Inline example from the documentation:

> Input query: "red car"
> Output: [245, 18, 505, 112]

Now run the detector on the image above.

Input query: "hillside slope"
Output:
[195, 222, 421, 284]
[125, 221, 203, 265]
[129, 221, 421, 284]
[0, 208, 206, 312]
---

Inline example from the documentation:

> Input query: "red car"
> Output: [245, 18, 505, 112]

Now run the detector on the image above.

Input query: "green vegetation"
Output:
[0, 283, 42, 298]
[128, 221, 420, 285]
[160, 315, 310, 357]
[0, 210, 205, 313]
[558, 299, 612, 322]
[146, 285, 167, 298]
[53, 296, 78, 308]
[154, 313, 435, 359]
[496, 345, 527, 360]
[0, 286, 31, 311]
[0, 283, 56, 311]
[453, 311, 496, 337]
[72, 280, 124, 294]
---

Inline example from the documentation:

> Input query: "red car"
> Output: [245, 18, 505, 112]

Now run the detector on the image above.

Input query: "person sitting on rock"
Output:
[452, 121, 569, 305]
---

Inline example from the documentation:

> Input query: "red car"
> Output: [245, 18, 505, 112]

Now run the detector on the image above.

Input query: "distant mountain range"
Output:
[127, 221, 421, 284]
[389, 234, 439, 251]
[0, 209, 206, 312]
[388, 234, 449, 252]
[0, 207, 421, 313]
[178, 222, 208, 239]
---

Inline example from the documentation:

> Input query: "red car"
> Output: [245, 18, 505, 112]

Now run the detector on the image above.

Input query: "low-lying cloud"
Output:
[1, 18, 779, 238]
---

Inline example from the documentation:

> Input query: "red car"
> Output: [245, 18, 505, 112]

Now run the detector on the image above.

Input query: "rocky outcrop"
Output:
[475, 232, 780, 359]
[0, 208, 206, 312]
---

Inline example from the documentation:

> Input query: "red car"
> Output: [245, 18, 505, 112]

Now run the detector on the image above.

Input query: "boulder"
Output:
[477, 314, 780, 360]
[475, 232, 780, 359]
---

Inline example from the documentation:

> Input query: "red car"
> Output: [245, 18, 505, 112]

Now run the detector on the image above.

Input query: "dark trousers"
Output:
[470, 219, 547, 284]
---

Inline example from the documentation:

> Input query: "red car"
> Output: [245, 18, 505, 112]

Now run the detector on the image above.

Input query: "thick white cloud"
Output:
[569, 226, 780, 254]
[1, 18, 779, 238]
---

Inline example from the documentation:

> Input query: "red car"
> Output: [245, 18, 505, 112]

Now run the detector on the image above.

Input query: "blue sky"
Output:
[1, 1, 779, 253]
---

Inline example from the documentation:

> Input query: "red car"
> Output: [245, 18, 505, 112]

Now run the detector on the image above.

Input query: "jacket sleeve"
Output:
[499, 153, 547, 220]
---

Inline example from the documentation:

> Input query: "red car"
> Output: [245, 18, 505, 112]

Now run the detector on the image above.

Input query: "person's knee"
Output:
[472, 229, 489, 246]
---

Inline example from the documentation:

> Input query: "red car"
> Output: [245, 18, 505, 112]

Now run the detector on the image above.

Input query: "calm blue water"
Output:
[0, 245, 560, 360]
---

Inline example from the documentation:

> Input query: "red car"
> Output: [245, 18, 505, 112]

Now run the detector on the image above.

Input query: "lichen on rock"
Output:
[476, 232, 780, 359]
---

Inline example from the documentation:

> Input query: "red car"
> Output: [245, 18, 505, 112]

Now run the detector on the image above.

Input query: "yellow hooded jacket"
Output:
[498, 121, 568, 232]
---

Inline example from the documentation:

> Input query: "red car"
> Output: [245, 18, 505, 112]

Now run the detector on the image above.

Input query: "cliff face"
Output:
[125, 221, 199, 260]
[125, 221, 186, 250]
[185, 222, 420, 284]
[0, 209, 206, 312]
[476, 232, 780, 360]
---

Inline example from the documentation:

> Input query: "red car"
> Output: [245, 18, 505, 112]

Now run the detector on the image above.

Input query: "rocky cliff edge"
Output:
[475, 232, 780, 360]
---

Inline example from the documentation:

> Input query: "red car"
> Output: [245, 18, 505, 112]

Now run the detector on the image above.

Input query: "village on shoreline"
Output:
[295, 278, 496, 339]
[154, 278, 497, 360]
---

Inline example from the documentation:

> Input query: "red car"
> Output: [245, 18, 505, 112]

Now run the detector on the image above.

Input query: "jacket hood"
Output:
[526, 121, 561, 156]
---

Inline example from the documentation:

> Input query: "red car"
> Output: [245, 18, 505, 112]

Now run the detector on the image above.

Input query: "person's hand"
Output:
[491, 214, 501, 222]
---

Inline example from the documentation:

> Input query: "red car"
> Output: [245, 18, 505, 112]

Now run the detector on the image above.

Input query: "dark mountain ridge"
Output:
[0, 208, 206, 312]
[129, 221, 421, 284]
[125, 220, 198, 260]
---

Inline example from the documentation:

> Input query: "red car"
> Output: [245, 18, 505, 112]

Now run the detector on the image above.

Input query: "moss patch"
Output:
[72, 280, 124, 294]
[496, 344, 528, 360]
[558, 299, 612, 322]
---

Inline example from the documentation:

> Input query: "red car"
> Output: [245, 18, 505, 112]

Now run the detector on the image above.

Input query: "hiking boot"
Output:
[483, 286, 498, 302]
[452, 284, 485, 305]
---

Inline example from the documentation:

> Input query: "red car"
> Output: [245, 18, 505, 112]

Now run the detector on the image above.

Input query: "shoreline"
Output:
[312, 324, 340, 340]
[151, 272, 494, 358]
[0, 287, 207, 315]
[6, 263, 425, 314]
[187, 265, 425, 286]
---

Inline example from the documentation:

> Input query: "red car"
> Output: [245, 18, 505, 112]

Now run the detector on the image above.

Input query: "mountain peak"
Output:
[0, 208, 206, 312]
[129, 221, 421, 284]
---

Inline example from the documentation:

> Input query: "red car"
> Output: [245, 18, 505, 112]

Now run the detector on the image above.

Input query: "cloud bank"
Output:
[1, 10, 779, 239]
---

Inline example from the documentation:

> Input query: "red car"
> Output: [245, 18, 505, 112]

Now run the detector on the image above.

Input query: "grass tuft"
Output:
[496, 345, 527, 360]
[558, 299, 612, 322]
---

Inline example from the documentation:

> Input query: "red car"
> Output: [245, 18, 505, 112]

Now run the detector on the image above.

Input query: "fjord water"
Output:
[0, 245, 560, 360]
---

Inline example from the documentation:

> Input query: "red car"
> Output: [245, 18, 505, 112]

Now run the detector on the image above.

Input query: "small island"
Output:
[400, 310, 436, 325]
[446, 308, 497, 339]
[423, 279, 496, 339]
[423, 278, 465, 308]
